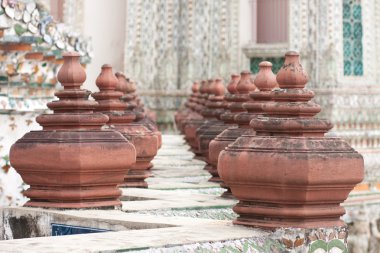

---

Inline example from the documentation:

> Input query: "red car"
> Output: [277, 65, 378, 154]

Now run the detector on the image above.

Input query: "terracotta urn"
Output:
[232, 70, 257, 128]
[182, 81, 203, 133]
[175, 81, 200, 133]
[115, 73, 162, 150]
[208, 71, 257, 197]
[183, 80, 209, 157]
[193, 79, 220, 156]
[98, 70, 158, 188]
[218, 51, 364, 229]
[10, 52, 136, 209]
[237, 62, 278, 127]
[195, 79, 232, 181]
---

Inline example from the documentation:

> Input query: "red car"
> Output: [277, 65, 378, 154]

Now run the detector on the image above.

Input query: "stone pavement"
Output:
[0, 134, 378, 252]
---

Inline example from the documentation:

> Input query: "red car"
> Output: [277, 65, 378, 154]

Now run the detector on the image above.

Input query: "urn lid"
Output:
[251, 51, 332, 136]
[115, 72, 129, 93]
[226, 74, 240, 94]
[92, 65, 135, 123]
[37, 51, 108, 130]
[236, 70, 256, 94]
[191, 81, 199, 93]
[242, 61, 277, 115]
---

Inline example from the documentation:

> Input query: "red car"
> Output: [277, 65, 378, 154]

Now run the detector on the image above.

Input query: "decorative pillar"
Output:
[9, 52, 136, 209]
[218, 51, 364, 228]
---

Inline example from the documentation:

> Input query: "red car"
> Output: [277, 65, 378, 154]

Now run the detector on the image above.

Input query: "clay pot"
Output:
[193, 79, 224, 155]
[10, 52, 136, 209]
[115, 73, 162, 150]
[233, 70, 257, 128]
[175, 81, 200, 133]
[194, 79, 232, 180]
[209, 67, 272, 198]
[218, 51, 364, 229]
[93, 67, 158, 188]
[183, 80, 210, 158]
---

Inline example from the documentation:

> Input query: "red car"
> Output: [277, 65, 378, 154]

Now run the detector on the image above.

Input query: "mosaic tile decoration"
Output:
[51, 223, 110, 236]
[250, 57, 284, 74]
[343, 0, 363, 76]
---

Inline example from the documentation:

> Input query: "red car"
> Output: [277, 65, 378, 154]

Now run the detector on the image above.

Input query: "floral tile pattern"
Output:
[343, 0, 363, 76]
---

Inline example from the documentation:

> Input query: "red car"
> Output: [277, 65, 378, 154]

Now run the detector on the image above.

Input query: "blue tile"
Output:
[51, 223, 110, 236]
[343, 0, 363, 76]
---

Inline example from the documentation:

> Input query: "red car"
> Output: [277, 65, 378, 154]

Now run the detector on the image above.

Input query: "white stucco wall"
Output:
[239, 0, 252, 70]
[82, 0, 126, 91]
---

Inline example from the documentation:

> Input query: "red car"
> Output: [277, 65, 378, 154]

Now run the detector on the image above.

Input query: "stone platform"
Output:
[0, 135, 377, 252]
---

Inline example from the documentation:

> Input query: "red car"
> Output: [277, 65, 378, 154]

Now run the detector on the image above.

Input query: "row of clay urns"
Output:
[10, 52, 138, 209]
[182, 79, 230, 159]
[114, 72, 162, 149]
[182, 80, 211, 156]
[174, 81, 200, 133]
[217, 51, 364, 229]
[209, 63, 278, 198]
[93, 65, 161, 188]
[191, 67, 276, 197]
[175, 64, 280, 200]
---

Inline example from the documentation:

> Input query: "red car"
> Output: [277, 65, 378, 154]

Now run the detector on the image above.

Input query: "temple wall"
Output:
[82, 0, 126, 91]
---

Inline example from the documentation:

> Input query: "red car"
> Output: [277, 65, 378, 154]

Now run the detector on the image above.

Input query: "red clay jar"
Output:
[208, 71, 257, 197]
[175, 81, 200, 133]
[193, 80, 217, 156]
[183, 80, 210, 158]
[93, 66, 158, 188]
[115, 73, 162, 150]
[10, 52, 136, 209]
[196, 79, 232, 181]
[218, 51, 364, 229]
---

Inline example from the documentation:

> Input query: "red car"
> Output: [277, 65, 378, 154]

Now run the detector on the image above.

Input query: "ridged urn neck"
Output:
[115, 73, 142, 120]
[202, 78, 226, 119]
[252, 51, 333, 137]
[223, 71, 256, 126]
[186, 81, 200, 110]
[235, 61, 278, 127]
[243, 61, 278, 115]
[36, 52, 108, 130]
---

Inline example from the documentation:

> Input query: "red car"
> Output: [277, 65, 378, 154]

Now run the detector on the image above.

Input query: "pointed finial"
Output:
[192, 81, 199, 93]
[254, 61, 278, 91]
[212, 78, 225, 96]
[227, 74, 240, 94]
[127, 80, 137, 93]
[95, 64, 118, 91]
[199, 80, 207, 94]
[276, 51, 308, 89]
[236, 70, 256, 94]
[207, 79, 215, 95]
[57, 52, 86, 89]
[115, 72, 129, 93]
